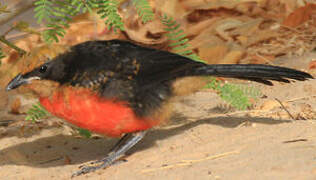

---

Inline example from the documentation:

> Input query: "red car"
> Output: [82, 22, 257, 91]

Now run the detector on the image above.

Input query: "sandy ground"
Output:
[0, 53, 315, 180]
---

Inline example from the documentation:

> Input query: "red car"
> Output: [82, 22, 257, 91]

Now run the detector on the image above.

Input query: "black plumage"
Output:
[20, 40, 313, 117]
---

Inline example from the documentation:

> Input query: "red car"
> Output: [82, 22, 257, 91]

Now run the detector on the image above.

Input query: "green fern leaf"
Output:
[77, 128, 92, 138]
[161, 14, 204, 63]
[34, 0, 54, 23]
[97, 0, 124, 32]
[34, 0, 94, 43]
[25, 103, 50, 122]
[132, 0, 154, 23]
[43, 22, 67, 43]
[204, 78, 261, 110]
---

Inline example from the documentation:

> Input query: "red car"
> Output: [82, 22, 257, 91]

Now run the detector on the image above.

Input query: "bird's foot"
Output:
[72, 164, 102, 177]
[72, 156, 119, 177]
[71, 131, 146, 178]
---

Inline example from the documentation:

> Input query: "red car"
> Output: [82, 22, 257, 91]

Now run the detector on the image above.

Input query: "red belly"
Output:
[39, 87, 157, 137]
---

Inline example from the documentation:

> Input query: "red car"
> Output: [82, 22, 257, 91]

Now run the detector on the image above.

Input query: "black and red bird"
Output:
[6, 40, 314, 176]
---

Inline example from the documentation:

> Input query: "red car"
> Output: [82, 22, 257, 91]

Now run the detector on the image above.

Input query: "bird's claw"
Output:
[71, 158, 127, 178]
[72, 165, 100, 178]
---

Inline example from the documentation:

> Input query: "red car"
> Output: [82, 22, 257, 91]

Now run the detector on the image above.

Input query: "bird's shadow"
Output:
[0, 115, 291, 168]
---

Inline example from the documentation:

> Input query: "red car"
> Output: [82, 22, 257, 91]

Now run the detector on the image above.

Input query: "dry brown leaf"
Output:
[188, 26, 223, 49]
[154, 0, 188, 18]
[215, 18, 243, 41]
[236, 36, 248, 46]
[246, 29, 279, 47]
[199, 44, 228, 64]
[63, 11, 122, 45]
[279, 0, 302, 16]
[10, 97, 21, 114]
[221, 50, 245, 64]
[309, 60, 316, 70]
[182, 0, 249, 11]
[185, 19, 218, 36]
[282, 3, 316, 27]
[121, 2, 167, 45]
[123, 18, 167, 45]
[229, 18, 263, 38]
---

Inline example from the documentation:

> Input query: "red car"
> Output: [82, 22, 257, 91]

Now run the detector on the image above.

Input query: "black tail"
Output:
[192, 64, 314, 86]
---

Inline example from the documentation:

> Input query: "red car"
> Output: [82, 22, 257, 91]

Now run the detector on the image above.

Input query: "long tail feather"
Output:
[192, 64, 313, 85]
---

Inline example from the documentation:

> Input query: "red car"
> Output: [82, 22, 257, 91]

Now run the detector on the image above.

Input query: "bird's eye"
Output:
[39, 65, 47, 73]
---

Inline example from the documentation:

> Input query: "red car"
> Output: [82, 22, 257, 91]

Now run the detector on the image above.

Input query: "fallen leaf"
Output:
[236, 35, 248, 46]
[221, 50, 245, 64]
[10, 97, 21, 114]
[246, 29, 279, 47]
[282, 3, 316, 27]
[199, 44, 228, 64]
[308, 60, 316, 69]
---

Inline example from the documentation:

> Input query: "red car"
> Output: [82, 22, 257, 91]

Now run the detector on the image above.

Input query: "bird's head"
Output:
[6, 60, 64, 89]
[6, 44, 72, 96]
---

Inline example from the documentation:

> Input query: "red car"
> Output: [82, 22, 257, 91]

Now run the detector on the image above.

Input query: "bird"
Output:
[6, 39, 314, 177]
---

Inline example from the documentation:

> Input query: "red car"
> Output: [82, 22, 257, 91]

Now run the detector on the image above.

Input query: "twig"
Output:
[2, 26, 15, 37]
[285, 95, 316, 102]
[283, 139, 308, 143]
[0, 35, 26, 55]
[141, 150, 239, 173]
[274, 98, 295, 120]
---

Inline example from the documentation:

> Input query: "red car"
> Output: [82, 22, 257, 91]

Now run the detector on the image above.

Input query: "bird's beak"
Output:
[6, 73, 38, 91]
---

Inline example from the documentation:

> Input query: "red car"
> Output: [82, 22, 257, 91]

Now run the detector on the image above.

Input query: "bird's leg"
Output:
[72, 131, 147, 177]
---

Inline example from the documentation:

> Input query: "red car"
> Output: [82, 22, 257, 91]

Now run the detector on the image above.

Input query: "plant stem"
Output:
[0, 35, 26, 55]
[2, 26, 14, 37]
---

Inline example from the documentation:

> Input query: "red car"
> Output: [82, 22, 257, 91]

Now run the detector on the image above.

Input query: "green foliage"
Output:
[132, 0, 154, 23]
[161, 14, 204, 63]
[34, 0, 128, 42]
[35, 0, 70, 43]
[33, 0, 155, 42]
[71, 0, 99, 14]
[77, 128, 92, 138]
[34, 0, 99, 43]
[204, 78, 261, 110]
[25, 103, 50, 122]
[97, 0, 124, 32]
[34, 0, 54, 24]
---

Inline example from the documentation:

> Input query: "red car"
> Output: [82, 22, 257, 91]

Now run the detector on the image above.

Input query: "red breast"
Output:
[39, 87, 157, 137]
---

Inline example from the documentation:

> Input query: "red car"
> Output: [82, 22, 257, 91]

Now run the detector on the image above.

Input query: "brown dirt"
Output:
[0, 53, 315, 180]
